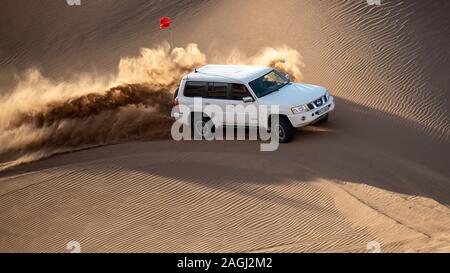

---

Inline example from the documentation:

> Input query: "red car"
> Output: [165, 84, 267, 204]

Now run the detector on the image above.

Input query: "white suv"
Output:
[172, 65, 335, 143]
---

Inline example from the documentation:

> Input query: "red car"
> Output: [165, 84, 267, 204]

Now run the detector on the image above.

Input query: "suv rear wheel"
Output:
[191, 113, 215, 140]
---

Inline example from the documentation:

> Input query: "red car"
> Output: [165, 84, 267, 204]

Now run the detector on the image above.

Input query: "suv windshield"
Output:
[249, 70, 289, 98]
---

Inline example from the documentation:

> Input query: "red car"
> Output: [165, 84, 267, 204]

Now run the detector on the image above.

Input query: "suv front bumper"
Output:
[287, 96, 335, 127]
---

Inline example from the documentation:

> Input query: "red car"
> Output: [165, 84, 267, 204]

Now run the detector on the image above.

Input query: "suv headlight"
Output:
[325, 90, 330, 100]
[291, 104, 309, 114]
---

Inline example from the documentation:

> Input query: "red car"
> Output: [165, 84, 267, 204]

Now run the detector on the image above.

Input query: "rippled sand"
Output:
[0, 0, 449, 252]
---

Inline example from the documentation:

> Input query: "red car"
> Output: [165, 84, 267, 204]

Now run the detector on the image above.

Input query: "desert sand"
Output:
[0, 0, 449, 252]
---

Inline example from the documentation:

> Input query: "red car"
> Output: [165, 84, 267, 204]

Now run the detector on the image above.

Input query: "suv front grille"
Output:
[307, 95, 328, 110]
[314, 98, 324, 107]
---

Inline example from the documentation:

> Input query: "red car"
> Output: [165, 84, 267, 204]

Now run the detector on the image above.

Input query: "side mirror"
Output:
[242, 96, 254, 103]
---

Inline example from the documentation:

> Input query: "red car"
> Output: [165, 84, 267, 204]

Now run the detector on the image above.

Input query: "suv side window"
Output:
[206, 82, 228, 99]
[230, 83, 251, 100]
[184, 81, 206, 97]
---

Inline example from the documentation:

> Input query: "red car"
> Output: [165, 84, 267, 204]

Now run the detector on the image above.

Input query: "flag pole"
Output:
[160, 17, 173, 48]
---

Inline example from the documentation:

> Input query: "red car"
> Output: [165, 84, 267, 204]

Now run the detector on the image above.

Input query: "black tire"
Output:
[316, 113, 329, 124]
[272, 116, 295, 143]
[191, 113, 215, 140]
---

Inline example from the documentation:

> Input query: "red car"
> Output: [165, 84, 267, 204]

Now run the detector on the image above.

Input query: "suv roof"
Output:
[185, 65, 273, 83]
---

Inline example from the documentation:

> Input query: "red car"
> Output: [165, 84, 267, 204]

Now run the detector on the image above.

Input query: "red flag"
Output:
[160, 17, 171, 29]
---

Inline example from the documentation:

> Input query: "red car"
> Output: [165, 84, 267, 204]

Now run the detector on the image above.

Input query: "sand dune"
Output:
[0, 0, 449, 252]
[1, 138, 449, 252]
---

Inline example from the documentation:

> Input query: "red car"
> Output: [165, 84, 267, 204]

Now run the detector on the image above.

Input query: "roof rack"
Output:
[193, 70, 240, 82]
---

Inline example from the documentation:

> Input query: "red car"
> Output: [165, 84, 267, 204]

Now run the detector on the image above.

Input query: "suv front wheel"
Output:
[272, 116, 295, 143]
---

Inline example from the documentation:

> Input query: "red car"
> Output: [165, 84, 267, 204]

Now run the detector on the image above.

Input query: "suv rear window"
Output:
[184, 81, 206, 97]
[206, 82, 228, 99]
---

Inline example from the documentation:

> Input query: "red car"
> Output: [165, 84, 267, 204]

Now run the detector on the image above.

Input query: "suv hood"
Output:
[257, 83, 327, 107]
